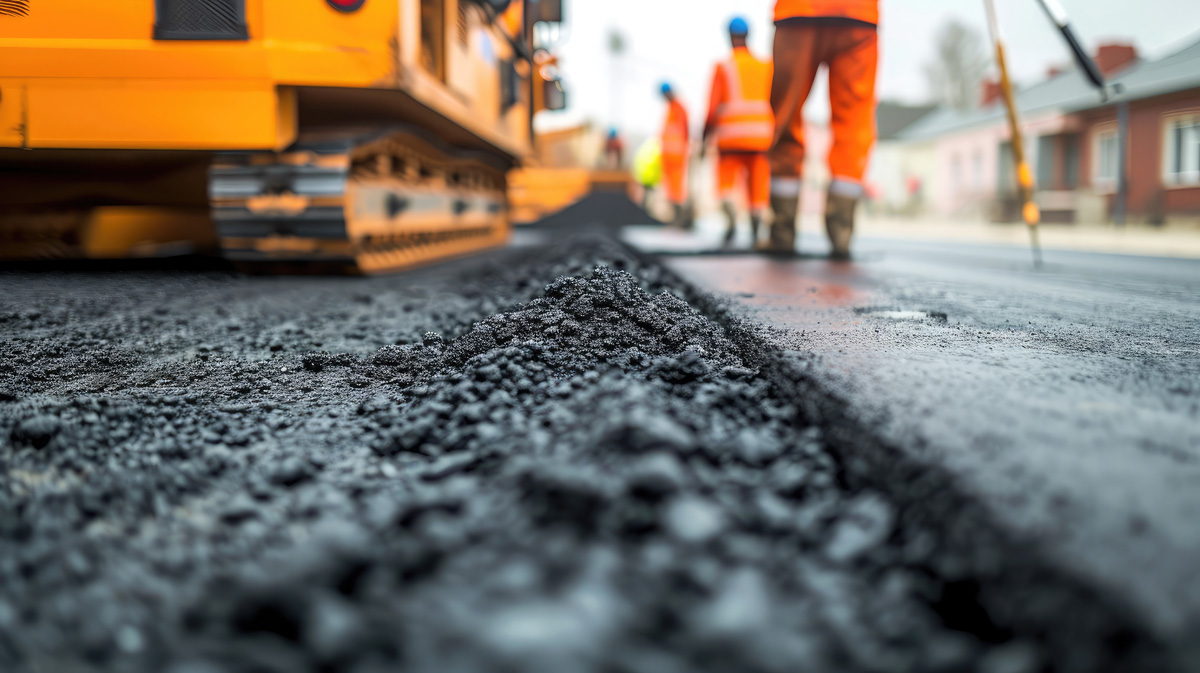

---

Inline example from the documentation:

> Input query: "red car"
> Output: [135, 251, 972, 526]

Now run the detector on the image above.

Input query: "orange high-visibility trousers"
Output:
[662, 156, 688, 206]
[717, 152, 770, 211]
[661, 99, 691, 205]
[769, 21, 878, 196]
[775, 0, 878, 25]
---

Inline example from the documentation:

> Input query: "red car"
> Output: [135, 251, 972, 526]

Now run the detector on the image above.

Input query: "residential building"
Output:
[866, 102, 938, 215]
[892, 39, 1200, 225]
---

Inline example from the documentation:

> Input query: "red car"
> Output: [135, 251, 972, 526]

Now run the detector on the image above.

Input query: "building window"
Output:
[1036, 135, 1056, 189]
[1094, 127, 1118, 191]
[1164, 114, 1200, 187]
[997, 141, 1014, 195]
[1063, 133, 1080, 189]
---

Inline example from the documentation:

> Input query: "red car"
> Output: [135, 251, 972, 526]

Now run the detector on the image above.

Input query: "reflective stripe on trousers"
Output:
[771, 177, 802, 198]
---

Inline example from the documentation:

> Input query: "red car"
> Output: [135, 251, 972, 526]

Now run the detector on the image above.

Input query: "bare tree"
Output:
[924, 20, 989, 110]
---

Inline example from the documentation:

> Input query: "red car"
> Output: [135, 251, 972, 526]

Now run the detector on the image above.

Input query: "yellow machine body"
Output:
[0, 0, 551, 271]
[509, 168, 633, 225]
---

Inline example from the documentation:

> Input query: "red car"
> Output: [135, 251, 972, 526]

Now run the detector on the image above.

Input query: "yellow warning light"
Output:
[1017, 162, 1035, 190]
[1022, 201, 1041, 226]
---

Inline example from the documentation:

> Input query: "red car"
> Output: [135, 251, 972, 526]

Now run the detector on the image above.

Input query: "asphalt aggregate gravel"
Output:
[0, 236, 1182, 672]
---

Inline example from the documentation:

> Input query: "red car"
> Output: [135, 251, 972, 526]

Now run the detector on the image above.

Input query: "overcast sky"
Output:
[538, 0, 1200, 136]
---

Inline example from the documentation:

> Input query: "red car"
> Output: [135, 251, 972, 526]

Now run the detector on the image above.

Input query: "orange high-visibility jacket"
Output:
[661, 100, 690, 160]
[705, 46, 774, 153]
[775, 0, 879, 25]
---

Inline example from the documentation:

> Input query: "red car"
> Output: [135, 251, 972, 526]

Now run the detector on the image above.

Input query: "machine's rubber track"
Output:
[211, 129, 510, 274]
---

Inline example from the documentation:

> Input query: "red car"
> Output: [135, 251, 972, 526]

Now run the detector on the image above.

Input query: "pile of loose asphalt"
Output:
[0, 235, 1181, 672]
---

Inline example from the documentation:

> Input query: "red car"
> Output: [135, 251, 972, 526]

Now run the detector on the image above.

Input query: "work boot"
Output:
[766, 194, 798, 254]
[749, 212, 763, 249]
[667, 203, 685, 230]
[824, 189, 857, 260]
[721, 201, 737, 249]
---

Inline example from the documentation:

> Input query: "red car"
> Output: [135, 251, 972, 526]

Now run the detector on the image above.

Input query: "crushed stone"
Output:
[0, 237, 1177, 672]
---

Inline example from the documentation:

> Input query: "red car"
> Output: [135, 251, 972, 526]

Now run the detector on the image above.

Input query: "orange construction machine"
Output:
[0, 0, 564, 272]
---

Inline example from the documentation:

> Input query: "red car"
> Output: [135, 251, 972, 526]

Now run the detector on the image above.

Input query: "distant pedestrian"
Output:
[906, 174, 923, 215]
[701, 16, 774, 249]
[769, 0, 880, 258]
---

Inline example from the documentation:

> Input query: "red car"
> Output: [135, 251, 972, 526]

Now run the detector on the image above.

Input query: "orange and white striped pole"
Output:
[984, 0, 1043, 268]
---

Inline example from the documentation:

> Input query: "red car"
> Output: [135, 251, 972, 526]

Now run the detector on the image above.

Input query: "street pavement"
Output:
[633, 225, 1200, 641]
[856, 215, 1200, 259]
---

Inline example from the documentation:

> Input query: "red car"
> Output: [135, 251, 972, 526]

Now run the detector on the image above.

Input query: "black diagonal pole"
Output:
[1033, 0, 1126, 225]
[1034, 0, 1106, 96]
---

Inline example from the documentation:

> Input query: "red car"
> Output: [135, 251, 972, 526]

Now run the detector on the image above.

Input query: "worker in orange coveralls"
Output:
[701, 16, 774, 249]
[659, 82, 691, 228]
[768, 0, 879, 258]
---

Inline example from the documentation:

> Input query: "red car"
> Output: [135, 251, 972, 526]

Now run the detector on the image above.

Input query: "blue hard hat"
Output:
[728, 17, 749, 36]
[660, 82, 672, 95]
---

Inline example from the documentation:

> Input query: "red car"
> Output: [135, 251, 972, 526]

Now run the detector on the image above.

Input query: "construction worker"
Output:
[659, 82, 690, 228]
[633, 137, 663, 211]
[768, 0, 879, 259]
[604, 128, 625, 169]
[701, 16, 774, 249]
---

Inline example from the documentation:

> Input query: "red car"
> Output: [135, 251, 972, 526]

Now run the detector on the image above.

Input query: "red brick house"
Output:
[1076, 43, 1200, 224]
[896, 39, 1200, 225]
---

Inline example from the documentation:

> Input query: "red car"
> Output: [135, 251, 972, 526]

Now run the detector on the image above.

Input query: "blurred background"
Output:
[530, 0, 1200, 257]
[3, 5, 1200, 671]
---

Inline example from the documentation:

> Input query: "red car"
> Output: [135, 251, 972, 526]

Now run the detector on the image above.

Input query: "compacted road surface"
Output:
[0, 234, 1194, 672]
[661, 232, 1200, 647]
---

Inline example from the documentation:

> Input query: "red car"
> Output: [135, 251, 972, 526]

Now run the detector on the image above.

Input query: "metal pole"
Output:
[984, 0, 1043, 268]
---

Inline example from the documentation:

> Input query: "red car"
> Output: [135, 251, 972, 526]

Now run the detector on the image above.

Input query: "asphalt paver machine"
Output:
[0, 0, 564, 272]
